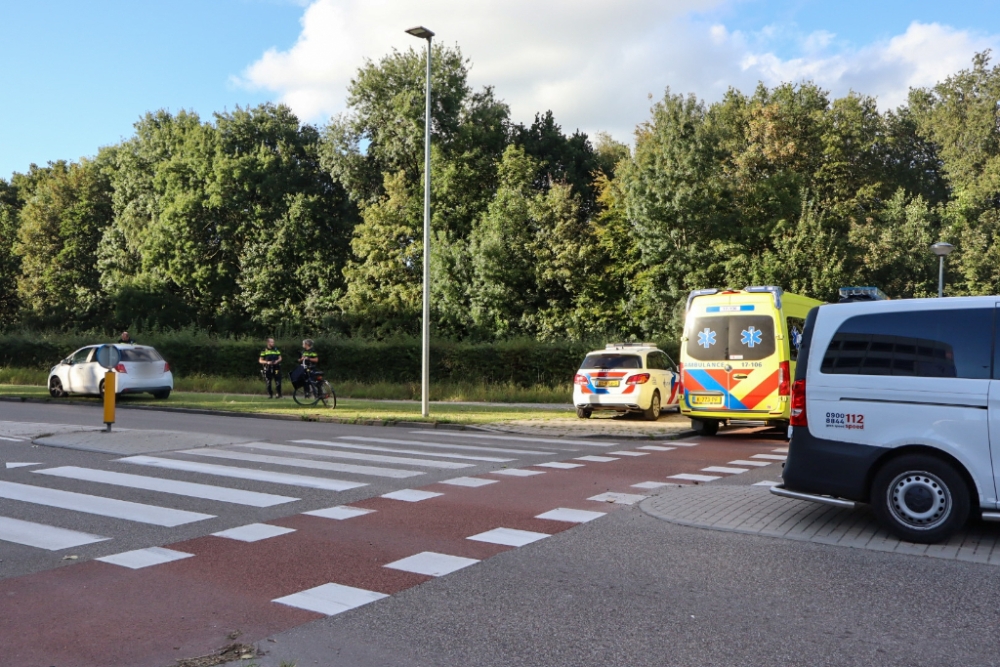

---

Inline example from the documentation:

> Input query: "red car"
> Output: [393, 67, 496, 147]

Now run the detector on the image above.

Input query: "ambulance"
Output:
[680, 286, 823, 436]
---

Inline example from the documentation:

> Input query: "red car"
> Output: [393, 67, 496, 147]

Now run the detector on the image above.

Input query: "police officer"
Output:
[298, 339, 319, 368]
[118, 331, 136, 345]
[259, 337, 283, 398]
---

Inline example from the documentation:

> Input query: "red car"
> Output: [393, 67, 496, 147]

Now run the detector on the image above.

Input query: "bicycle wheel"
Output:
[318, 381, 335, 408]
[293, 383, 320, 406]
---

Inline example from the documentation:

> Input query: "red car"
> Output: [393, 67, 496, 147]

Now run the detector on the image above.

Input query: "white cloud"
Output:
[239, 1, 999, 142]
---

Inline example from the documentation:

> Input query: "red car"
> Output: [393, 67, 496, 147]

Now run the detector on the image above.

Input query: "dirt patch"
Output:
[172, 643, 259, 667]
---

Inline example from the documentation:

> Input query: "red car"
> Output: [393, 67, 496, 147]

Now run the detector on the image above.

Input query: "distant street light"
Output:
[930, 242, 954, 298]
[406, 25, 434, 418]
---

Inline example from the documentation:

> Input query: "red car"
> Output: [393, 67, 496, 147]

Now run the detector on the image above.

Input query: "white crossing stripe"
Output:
[753, 480, 781, 487]
[533, 462, 584, 469]
[178, 449, 422, 479]
[33, 466, 297, 507]
[212, 523, 296, 542]
[439, 477, 497, 487]
[340, 436, 552, 456]
[536, 508, 606, 523]
[290, 439, 513, 463]
[381, 489, 442, 502]
[236, 442, 472, 470]
[574, 455, 618, 463]
[0, 515, 109, 550]
[609, 451, 648, 457]
[304, 506, 375, 520]
[467, 527, 550, 547]
[490, 468, 544, 477]
[97, 547, 193, 569]
[410, 431, 613, 448]
[5, 462, 41, 469]
[637, 445, 675, 452]
[729, 460, 772, 467]
[119, 456, 367, 492]
[632, 481, 673, 489]
[588, 492, 646, 505]
[273, 583, 388, 616]
[668, 473, 721, 483]
[385, 551, 479, 577]
[751, 454, 787, 461]
[0, 436, 26, 442]
[772, 448, 789, 453]
[0, 480, 213, 527]
[702, 466, 749, 475]
[668, 441, 700, 447]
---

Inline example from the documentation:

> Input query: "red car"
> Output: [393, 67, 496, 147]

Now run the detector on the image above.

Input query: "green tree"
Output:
[0, 178, 22, 320]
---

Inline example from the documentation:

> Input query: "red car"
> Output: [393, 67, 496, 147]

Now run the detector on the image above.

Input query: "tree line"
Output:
[2, 47, 999, 341]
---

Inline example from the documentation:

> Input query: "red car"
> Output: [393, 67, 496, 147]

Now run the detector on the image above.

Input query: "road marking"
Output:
[637, 445, 675, 452]
[490, 468, 544, 477]
[0, 480, 213, 527]
[668, 441, 700, 447]
[5, 462, 41, 469]
[385, 551, 479, 577]
[410, 431, 612, 448]
[668, 473, 721, 483]
[702, 466, 749, 474]
[533, 462, 584, 469]
[97, 547, 193, 569]
[574, 455, 618, 463]
[290, 439, 513, 463]
[467, 527, 550, 547]
[632, 481, 672, 489]
[33, 466, 298, 507]
[340, 436, 551, 456]
[753, 480, 781, 487]
[0, 515, 109, 550]
[729, 460, 772, 467]
[178, 449, 422, 479]
[304, 506, 375, 520]
[772, 448, 789, 453]
[438, 477, 497, 487]
[273, 583, 388, 616]
[536, 508, 606, 523]
[235, 443, 472, 470]
[751, 454, 787, 461]
[588, 492, 646, 505]
[119, 456, 367, 492]
[381, 489, 443, 502]
[0, 436, 26, 442]
[609, 451, 648, 457]
[212, 523, 296, 542]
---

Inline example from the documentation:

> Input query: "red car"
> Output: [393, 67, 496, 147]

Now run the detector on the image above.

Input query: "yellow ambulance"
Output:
[680, 286, 823, 436]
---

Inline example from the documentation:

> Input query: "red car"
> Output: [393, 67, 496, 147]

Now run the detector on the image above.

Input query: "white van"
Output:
[772, 296, 1000, 543]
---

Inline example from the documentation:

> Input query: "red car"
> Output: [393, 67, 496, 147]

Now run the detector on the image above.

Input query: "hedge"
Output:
[0, 331, 681, 387]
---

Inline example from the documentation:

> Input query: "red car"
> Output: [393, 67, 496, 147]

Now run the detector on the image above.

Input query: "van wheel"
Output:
[642, 391, 661, 421]
[871, 454, 970, 544]
[576, 407, 592, 419]
[691, 418, 719, 436]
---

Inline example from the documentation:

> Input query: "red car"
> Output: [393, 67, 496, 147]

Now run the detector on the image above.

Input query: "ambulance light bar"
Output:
[744, 285, 784, 309]
[685, 288, 719, 311]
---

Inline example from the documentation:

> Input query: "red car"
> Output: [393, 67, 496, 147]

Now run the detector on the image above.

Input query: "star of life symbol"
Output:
[697, 328, 716, 349]
[741, 326, 763, 348]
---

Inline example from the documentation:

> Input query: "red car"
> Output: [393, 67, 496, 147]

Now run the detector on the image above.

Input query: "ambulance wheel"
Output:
[576, 408, 592, 419]
[871, 454, 970, 544]
[691, 418, 719, 436]
[642, 391, 661, 421]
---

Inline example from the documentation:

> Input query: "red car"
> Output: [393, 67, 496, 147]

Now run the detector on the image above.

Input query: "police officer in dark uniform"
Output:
[298, 339, 318, 396]
[118, 331, 136, 345]
[259, 338, 283, 398]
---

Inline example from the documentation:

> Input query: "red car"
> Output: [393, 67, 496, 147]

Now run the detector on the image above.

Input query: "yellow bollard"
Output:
[103, 371, 116, 432]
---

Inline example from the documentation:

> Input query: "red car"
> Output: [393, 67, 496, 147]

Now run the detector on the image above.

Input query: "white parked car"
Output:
[573, 343, 680, 420]
[48, 345, 173, 399]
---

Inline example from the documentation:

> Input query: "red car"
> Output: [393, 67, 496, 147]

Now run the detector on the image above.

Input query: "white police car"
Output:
[573, 343, 680, 420]
[48, 344, 174, 399]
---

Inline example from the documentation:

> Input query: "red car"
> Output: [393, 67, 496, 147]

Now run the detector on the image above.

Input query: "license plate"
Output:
[595, 380, 620, 388]
[691, 394, 723, 406]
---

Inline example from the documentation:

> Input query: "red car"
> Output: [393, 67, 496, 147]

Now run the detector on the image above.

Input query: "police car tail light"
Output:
[626, 373, 650, 385]
[574, 374, 588, 386]
[114, 363, 127, 373]
[778, 361, 790, 396]
[790, 379, 807, 426]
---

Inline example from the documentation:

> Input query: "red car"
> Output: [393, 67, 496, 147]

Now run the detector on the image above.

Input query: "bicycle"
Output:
[291, 365, 336, 408]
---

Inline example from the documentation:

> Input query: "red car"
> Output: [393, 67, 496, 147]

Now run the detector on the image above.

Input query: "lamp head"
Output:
[405, 26, 435, 39]
[930, 242, 955, 257]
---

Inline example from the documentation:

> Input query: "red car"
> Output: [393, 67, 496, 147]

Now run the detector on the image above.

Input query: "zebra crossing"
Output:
[0, 430, 593, 556]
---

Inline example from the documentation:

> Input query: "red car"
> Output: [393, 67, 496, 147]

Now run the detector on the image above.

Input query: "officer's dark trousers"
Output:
[264, 367, 282, 397]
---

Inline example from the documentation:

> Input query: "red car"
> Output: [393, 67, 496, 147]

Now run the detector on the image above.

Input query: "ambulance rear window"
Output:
[687, 316, 776, 361]
[580, 354, 642, 370]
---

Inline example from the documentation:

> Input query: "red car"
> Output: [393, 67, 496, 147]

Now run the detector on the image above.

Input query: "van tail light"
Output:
[114, 363, 127, 373]
[778, 361, 790, 396]
[164, 362, 171, 373]
[626, 373, 650, 385]
[574, 374, 588, 386]
[790, 379, 807, 426]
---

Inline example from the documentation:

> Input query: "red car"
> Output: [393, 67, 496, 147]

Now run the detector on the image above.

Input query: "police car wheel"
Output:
[642, 391, 661, 421]
[576, 408, 592, 419]
[871, 454, 970, 544]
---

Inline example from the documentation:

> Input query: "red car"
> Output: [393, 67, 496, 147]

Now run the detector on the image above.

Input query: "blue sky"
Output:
[2, 0, 998, 180]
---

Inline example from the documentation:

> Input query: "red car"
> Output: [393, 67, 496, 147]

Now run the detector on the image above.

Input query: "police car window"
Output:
[821, 308, 992, 379]
[645, 353, 662, 370]
[787, 317, 805, 361]
[580, 354, 642, 370]
[119, 348, 163, 362]
[688, 316, 776, 361]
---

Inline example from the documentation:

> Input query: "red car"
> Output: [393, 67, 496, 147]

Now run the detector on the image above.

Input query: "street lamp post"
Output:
[406, 25, 434, 418]
[930, 242, 954, 298]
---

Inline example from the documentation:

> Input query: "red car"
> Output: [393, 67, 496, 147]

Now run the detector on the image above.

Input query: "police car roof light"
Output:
[838, 286, 888, 302]
[605, 342, 656, 350]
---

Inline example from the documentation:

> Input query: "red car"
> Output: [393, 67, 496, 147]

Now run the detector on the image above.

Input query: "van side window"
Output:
[820, 308, 993, 379]
[786, 317, 805, 361]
